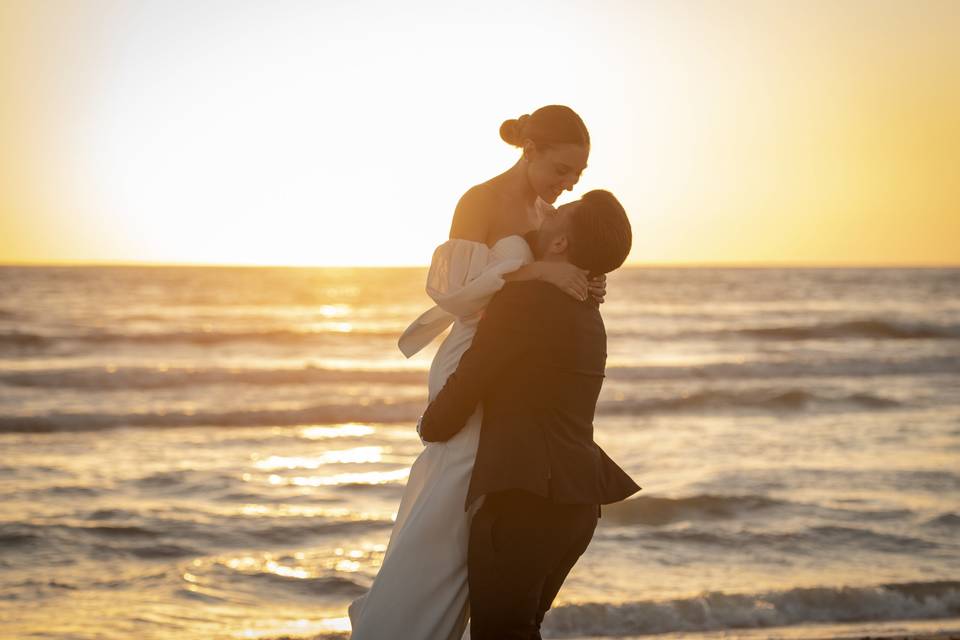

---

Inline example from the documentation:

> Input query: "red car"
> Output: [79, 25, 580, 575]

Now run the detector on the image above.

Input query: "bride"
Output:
[348, 105, 601, 640]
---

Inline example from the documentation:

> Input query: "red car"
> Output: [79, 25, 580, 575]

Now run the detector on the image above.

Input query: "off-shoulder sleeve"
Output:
[425, 240, 525, 318]
[397, 239, 524, 358]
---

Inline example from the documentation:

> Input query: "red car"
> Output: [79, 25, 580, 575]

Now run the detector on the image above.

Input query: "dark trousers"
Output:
[468, 489, 598, 640]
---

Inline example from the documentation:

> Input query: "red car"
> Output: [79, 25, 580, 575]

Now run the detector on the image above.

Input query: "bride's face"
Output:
[525, 143, 589, 204]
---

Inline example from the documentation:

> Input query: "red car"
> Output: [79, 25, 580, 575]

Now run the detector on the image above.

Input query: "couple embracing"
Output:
[348, 105, 641, 639]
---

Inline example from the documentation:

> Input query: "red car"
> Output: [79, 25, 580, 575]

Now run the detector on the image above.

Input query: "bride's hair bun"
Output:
[498, 106, 589, 150]
[499, 114, 530, 147]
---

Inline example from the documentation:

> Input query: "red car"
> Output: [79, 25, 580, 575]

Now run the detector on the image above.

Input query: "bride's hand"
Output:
[538, 262, 590, 301]
[588, 273, 607, 304]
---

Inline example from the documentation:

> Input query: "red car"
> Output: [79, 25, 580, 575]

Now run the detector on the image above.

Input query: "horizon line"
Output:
[1, 259, 958, 269]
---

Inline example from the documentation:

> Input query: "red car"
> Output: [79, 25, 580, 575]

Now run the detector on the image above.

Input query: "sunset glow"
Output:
[1, 0, 958, 266]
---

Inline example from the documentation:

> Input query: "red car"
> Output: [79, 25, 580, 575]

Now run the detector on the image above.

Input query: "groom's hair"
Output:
[567, 190, 632, 276]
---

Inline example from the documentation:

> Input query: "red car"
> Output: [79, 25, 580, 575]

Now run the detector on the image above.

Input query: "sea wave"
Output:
[4, 316, 957, 363]
[0, 331, 52, 351]
[0, 327, 400, 354]
[600, 493, 786, 526]
[925, 512, 960, 528]
[120, 542, 206, 559]
[607, 355, 960, 380]
[602, 388, 902, 413]
[0, 400, 423, 432]
[541, 580, 960, 637]
[600, 318, 960, 342]
[0, 529, 41, 547]
[131, 468, 241, 494]
[600, 493, 918, 528]
[0, 385, 905, 432]
[624, 524, 940, 553]
[4, 354, 954, 392]
[0, 365, 426, 390]
[224, 570, 368, 597]
[732, 319, 960, 340]
[0, 514, 393, 558]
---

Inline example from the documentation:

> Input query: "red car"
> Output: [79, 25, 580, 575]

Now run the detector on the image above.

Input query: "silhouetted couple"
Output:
[349, 106, 640, 639]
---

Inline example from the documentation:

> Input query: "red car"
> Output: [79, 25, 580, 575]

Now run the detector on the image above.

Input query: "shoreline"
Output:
[579, 619, 960, 640]
[257, 618, 960, 640]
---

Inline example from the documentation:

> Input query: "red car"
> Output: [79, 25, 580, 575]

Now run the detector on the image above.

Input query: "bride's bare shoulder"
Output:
[449, 182, 501, 242]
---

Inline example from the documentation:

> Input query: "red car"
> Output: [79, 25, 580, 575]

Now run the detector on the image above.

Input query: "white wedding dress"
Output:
[348, 213, 545, 639]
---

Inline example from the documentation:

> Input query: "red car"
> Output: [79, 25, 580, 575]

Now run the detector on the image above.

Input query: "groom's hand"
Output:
[416, 415, 439, 444]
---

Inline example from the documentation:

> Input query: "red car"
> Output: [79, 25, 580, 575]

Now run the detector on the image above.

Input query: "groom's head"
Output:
[534, 190, 632, 275]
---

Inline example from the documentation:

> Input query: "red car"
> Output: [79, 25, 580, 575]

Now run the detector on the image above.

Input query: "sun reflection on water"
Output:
[319, 616, 352, 632]
[235, 504, 350, 518]
[300, 423, 376, 439]
[264, 560, 310, 579]
[253, 446, 384, 470]
[237, 616, 349, 638]
[264, 468, 410, 486]
[228, 503, 388, 522]
[318, 304, 350, 318]
[334, 559, 361, 572]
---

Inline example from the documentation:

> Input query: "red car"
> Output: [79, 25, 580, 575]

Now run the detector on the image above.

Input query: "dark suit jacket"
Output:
[419, 279, 641, 510]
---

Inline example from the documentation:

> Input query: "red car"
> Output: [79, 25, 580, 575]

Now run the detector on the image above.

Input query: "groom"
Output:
[418, 189, 641, 639]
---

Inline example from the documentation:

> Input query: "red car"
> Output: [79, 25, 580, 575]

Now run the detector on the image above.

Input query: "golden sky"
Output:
[1, 0, 958, 266]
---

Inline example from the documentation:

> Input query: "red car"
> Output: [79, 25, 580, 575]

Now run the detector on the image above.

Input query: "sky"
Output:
[1, 0, 958, 267]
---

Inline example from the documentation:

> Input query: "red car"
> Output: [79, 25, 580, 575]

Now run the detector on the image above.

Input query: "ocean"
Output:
[1, 265, 958, 639]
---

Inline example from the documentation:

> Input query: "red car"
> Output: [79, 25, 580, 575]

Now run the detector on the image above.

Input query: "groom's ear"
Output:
[549, 234, 569, 255]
